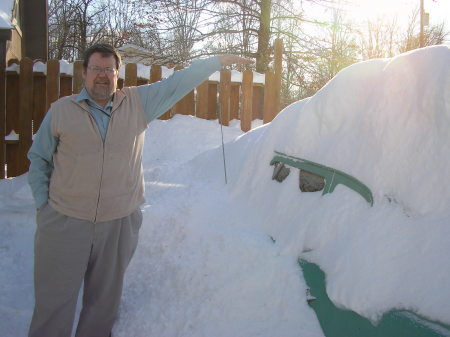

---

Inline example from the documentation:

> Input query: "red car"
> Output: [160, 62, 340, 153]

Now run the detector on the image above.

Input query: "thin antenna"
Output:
[218, 110, 228, 184]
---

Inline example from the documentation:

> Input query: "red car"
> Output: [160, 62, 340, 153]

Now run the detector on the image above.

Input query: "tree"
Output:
[398, 8, 448, 53]
[53, 0, 443, 103]
[48, 0, 108, 60]
[48, 0, 80, 60]
[176, 0, 315, 72]
[286, 6, 358, 99]
[48, 0, 160, 61]
[154, 0, 207, 63]
[357, 17, 397, 59]
[200, 0, 273, 71]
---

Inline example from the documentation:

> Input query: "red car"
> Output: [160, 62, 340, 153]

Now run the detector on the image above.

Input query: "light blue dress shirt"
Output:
[28, 56, 222, 209]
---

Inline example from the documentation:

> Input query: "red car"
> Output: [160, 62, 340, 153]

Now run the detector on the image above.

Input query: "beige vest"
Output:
[48, 87, 147, 222]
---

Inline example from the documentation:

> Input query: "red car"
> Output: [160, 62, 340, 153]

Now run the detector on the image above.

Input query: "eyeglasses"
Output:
[87, 65, 117, 75]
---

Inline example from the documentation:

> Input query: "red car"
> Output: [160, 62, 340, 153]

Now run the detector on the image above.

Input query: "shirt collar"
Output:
[76, 88, 114, 110]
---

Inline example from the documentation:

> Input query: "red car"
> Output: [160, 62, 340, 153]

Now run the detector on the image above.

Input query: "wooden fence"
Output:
[0, 39, 283, 179]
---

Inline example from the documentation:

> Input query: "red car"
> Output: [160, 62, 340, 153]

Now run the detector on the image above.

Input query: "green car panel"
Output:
[299, 259, 450, 337]
[270, 151, 374, 206]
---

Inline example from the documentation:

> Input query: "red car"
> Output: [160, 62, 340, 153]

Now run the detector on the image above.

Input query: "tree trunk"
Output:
[256, 0, 271, 72]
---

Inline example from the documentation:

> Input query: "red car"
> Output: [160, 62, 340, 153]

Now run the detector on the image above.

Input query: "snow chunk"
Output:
[5, 130, 19, 141]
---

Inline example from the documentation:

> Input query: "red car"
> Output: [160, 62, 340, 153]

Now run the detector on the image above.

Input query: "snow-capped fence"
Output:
[0, 39, 283, 178]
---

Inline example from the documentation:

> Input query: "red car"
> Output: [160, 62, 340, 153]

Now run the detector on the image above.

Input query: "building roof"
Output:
[118, 43, 152, 54]
[118, 43, 157, 65]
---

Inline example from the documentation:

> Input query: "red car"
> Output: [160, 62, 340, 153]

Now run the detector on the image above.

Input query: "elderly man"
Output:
[27, 43, 252, 337]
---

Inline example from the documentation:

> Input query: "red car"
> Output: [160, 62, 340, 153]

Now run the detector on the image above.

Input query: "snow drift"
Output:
[1, 46, 449, 337]
[223, 45, 450, 324]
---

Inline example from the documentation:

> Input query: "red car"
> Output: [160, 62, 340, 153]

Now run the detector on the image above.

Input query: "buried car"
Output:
[268, 150, 449, 336]
[225, 45, 450, 336]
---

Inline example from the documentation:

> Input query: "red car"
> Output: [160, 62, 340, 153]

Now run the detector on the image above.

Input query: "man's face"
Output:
[82, 52, 118, 106]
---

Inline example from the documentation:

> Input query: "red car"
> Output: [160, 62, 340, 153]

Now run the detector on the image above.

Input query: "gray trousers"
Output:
[28, 203, 142, 337]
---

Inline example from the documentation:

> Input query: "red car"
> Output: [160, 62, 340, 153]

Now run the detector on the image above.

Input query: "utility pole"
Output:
[420, 0, 424, 48]
[419, 0, 430, 48]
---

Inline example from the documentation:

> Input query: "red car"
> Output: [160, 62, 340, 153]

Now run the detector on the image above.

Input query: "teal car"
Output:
[270, 151, 450, 337]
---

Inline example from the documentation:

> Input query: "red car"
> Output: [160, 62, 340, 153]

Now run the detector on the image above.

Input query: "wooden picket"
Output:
[0, 64, 5, 178]
[33, 72, 46, 133]
[172, 66, 185, 116]
[219, 69, 231, 126]
[252, 85, 264, 120]
[17, 58, 33, 176]
[241, 69, 253, 132]
[5, 67, 19, 177]
[60, 75, 72, 98]
[207, 83, 217, 120]
[230, 84, 240, 120]
[196, 80, 209, 120]
[0, 39, 284, 178]
[263, 71, 275, 124]
[124, 63, 137, 87]
[184, 90, 196, 116]
[150, 64, 161, 83]
[73, 61, 84, 94]
[46, 59, 59, 111]
[150, 64, 170, 120]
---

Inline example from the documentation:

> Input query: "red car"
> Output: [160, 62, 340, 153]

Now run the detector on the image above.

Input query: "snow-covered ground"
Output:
[1, 45, 449, 336]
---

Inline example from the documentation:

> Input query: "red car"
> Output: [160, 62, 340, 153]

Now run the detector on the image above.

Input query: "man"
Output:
[27, 43, 252, 337]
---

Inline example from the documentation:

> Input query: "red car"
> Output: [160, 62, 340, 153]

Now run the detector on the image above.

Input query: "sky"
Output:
[0, 45, 450, 336]
[345, 0, 449, 26]
[0, 0, 13, 29]
[303, 0, 450, 43]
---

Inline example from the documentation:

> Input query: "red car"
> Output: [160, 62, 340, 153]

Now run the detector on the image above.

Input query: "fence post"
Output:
[219, 69, 231, 126]
[274, 38, 283, 116]
[230, 83, 240, 120]
[73, 60, 84, 94]
[124, 63, 137, 87]
[60, 74, 72, 98]
[179, 89, 195, 116]
[207, 82, 217, 120]
[5, 67, 19, 177]
[185, 91, 195, 116]
[33, 72, 47, 133]
[173, 65, 185, 116]
[17, 57, 33, 175]
[0, 63, 5, 178]
[46, 59, 60, 111]
[171, 65, 195, 117]
[150, 64, 161, 83]
[241, 69, 253, 132]
[263, 71, 275, 124]
[137, 65, 149, 86]
[196, 80, 208, 120]
[151, 64, 170, 120]
[252, 84, 264, 120]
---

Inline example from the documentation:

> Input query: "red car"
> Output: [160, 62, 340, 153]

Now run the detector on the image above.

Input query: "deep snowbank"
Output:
[1, 46, 449, 337]
[219, 45, 450, 324]
[231, 45, 450, 215]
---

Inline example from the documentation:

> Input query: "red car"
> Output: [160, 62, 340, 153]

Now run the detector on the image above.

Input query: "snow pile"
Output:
[222, 45, 450, 323]
[230, 46, 450, 214]
[209, 69, 265, 83]
[5, 57, 265, 84]
[0, 46, 449, 337]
